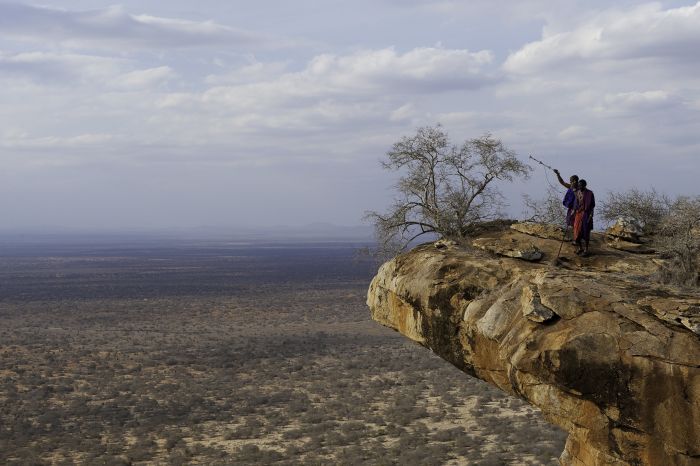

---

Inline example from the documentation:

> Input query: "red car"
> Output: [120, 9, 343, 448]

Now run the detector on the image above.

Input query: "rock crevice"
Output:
[367, 225, 700, 465]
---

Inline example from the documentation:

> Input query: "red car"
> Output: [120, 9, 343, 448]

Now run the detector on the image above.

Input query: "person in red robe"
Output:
[573, 179, 595, 256]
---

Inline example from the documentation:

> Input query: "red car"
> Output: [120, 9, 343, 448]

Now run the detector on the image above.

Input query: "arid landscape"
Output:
[0, 238, 566, 465]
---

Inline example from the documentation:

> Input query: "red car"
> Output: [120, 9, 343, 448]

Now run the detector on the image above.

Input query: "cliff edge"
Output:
[367, 223, 700, 465]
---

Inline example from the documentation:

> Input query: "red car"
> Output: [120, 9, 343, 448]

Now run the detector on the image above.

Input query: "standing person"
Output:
[573, 179, 595, 256]
[553, 169, 579, 228]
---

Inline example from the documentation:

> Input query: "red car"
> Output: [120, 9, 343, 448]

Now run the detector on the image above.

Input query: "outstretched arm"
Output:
[553, 169, 570, 189]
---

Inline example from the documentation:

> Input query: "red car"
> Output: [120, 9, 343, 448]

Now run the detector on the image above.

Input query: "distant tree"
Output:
[656, 196, 700, 287]
[600, 188, 671, 233]
[366, 125, 531, 254]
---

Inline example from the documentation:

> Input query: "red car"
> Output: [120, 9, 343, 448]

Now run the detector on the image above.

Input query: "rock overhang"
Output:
[367, 224, 700, 465]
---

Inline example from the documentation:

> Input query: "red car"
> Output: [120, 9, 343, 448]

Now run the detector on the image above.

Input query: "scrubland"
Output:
[0, 240, 566, 465]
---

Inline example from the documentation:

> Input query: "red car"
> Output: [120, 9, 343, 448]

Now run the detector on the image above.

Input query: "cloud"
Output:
[504, 2, 700, 73]
[304, 46, 495, 92]
[557, 125, 588, 140]
[390, 103, 417, 122]
[204, 61, 290, 86]
[147, 46, 496, 142]
[111, 66, 176, 90]
[3, 132, 114, 147]
[0, 51, 124, 82]
[198, 47, 494, 110]
[599, 90, 682, 113]
[0, 45, 496, 173]
[0, 3, 269, 49]
[0, 51, 178, 92]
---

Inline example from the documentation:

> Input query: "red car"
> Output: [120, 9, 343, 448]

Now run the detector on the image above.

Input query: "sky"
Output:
[0, 0, 698, 231]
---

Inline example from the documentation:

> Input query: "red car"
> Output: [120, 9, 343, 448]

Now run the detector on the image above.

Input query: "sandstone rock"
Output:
[606, 216, 644, 243]
[605, 237, 655, 254]
[521, 285, 557, 322]
[511, 221, 565, 240]
[367, 228, 700, 466]
[472, 237, 543, 261]
[637, 296, 700, 336]
[434, 238, 458, 249]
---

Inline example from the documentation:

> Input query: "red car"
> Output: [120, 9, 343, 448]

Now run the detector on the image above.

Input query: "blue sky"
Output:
[1, 0, 698, 230]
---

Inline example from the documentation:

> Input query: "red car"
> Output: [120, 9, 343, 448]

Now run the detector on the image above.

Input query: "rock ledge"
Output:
[367, 225, 700, 465]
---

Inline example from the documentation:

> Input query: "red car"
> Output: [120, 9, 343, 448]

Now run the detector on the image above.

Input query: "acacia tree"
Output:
[366, 125, 531, 253]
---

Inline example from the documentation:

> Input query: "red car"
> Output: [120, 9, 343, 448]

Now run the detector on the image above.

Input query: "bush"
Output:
[655, 196, 700, 286]
[603, 190, 700, 286]
[522, 186, 568, 226]
[433, 426, 466, 442]
[600, 188, 670, 233]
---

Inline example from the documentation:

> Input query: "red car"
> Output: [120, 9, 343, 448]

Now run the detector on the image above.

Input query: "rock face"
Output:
[367, 224, 700, 466]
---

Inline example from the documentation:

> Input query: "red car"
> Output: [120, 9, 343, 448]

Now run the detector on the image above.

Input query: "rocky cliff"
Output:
[367, 223, 700, 465]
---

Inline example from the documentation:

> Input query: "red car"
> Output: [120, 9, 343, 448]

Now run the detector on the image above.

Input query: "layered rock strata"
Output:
[367, 225, 700, 465]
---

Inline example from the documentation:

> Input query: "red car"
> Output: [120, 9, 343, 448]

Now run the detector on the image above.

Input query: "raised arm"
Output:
[553, 169, 570, 189]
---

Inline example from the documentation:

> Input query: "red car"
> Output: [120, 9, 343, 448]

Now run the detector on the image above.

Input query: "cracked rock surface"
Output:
[367, 224, 700, 466]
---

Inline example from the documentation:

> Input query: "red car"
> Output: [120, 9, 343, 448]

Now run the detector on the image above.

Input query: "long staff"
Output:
[554, 224, 569, 264]
[529, 155, 555, 171]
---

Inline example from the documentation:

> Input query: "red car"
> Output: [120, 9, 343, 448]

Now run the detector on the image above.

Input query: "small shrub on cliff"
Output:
[602, 189, 700, 286]
[655, 196, 700, 287]
[600, 188, 671, 233]
[366, 125, 531, 255]
[522, 186, 568, 226]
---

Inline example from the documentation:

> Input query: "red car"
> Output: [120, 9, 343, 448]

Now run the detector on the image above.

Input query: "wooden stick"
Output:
[529, 155, 554, 171]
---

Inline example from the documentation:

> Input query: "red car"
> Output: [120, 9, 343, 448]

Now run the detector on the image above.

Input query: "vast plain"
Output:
[0, 236, 566, 465]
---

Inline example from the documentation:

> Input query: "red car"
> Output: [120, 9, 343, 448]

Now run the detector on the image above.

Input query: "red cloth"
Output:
[573, 189, 595, 242]
[573, 211, 588, 241]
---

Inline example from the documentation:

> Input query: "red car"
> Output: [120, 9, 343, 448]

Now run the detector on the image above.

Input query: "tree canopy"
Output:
[367, 125, 531, 254]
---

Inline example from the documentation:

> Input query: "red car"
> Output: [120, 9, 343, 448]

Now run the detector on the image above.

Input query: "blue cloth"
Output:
[563, 188, 576, 227]
[563, 189, 576, 209]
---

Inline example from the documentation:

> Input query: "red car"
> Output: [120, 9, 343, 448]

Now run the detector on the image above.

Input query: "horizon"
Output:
[0, 222, 378, 246]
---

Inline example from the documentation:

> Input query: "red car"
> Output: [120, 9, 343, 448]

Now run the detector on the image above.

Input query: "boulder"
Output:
[606, 216, 645, 243]
[520, 285, 557, 322]
[367, 227, 700, 465]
